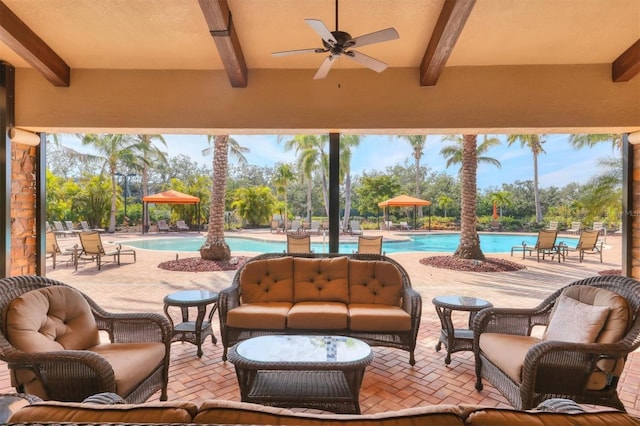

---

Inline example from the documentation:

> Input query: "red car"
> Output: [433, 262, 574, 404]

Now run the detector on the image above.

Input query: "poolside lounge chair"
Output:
[562, 229, 603, 263]
[52, 220, 75, 238]
[45, 231, 75, 269]
[286, 234, 311, 254]
[355, 235, 383, 255]
[64, 220, 78, 234]
[176, 220, 189, 231]
[80, 220, 105, 233]
[286, 220, 301, 235]
[308, 220, 321, 235]
[547, 221, 558, 231]
[78, 231, 137, 270]
[270, 220, 282, 233]
[399, 221, 411, 231]
[157, 219, 171, 232]
[566, 221, 581, 234]
[511, 230, 559, 262]
[349, 220, 363, 236]
[593, 221, 606, 235]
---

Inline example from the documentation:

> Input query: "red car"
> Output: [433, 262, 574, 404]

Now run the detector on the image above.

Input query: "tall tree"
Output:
[437, 194, 454, 218]
[506, 134, 546, 222]
[440, 134, 501, 170]
[133, 134, 168, 228]
[397, 135, 427, 217]
[454, 135, 485, 260]
[281, 135, 323, 222]
[490, 190, 512, 218]
[273, 164, 295, 231]
[570, 133, 622, 151]
[340, 134, 362, 230]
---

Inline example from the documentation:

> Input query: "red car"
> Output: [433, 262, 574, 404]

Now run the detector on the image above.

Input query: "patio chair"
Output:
[77, 231, 137, 270]
[474, 275, 640, 411]
[349, 220, 363, 236]
[45, 231, 75, 269]
[157, 219, 171, 232]
[80, 220, 105, 233]
[270, 220, 281, 234]
[355, 235, 383, 255]
[64, 220, 78, 234]
[52, 221, 75, 238]
[566, 221, 581, 234]
[176, 220, 190, 231]
[286, 220, 302, 234]
[593, 221, 607, 235]
[511, 230, 559, 262]
[547, 221, 558, 231]
[0, 275, 171, 402]
[562, 229, 604, 263]
[309, 220, 321, 235]
[286, 234, 311, 253]
[399, 221, 412, 231]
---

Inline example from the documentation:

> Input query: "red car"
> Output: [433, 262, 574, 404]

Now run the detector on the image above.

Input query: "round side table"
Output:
[163, 289, 218, 358]
[432, 295, 492, 365]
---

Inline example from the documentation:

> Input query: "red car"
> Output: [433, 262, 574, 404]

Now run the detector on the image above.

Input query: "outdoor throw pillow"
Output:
[543, 295, 610, 343]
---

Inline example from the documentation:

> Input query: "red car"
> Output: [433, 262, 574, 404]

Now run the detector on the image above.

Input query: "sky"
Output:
[58, 133, 618, 191]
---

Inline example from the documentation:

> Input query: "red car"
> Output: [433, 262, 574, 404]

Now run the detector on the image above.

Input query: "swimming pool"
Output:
[125, 233, 580, 254]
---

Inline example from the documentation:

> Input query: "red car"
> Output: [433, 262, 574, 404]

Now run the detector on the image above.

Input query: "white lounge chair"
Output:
[176, 220, 190, 231]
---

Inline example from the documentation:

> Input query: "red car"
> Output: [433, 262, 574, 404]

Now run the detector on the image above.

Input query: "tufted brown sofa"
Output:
[7, 397, 640, 425]
[218, 253, 422, 364]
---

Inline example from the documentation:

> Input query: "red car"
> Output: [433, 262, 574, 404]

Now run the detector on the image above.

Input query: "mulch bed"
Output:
[420, 255, 526, 272]
[158, 256, 249, 272]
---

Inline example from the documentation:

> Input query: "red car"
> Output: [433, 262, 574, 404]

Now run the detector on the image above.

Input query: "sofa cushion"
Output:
[194, 400, 466, 425]
[349, 304, 411, 331]
[479, 333, 541, 384]
[293, 257, 349, 303]
[239, 256, 294, 303]
[6, 286, 100, 352]
[8, 400, 198, 423]
[287, 302, 348, 330]
[465, 407, 638, 426]
[227, 302, 292, 330]
[543, 295, 609, 343]
[88, 342, 166, 397]
[349, 260, 403, 305]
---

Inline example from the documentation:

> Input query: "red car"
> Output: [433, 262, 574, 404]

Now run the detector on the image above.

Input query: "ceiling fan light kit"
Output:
[272, 1, 399, 80]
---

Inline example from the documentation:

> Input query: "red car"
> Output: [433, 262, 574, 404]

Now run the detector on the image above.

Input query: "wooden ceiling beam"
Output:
[0, 1, 69, 87]
[420, 0, 476, 87]
[198, 0, 248, 88]
[613, 38, 640, 82]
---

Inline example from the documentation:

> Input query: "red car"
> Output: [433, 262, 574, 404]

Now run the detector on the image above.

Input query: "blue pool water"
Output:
[125, 233, 579, 254]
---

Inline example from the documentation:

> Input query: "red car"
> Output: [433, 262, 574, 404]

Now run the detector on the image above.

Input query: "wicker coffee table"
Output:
[228, 335, 373, 414]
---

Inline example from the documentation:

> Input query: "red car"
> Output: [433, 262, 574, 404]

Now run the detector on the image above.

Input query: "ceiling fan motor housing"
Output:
[323, 31, 355, 54]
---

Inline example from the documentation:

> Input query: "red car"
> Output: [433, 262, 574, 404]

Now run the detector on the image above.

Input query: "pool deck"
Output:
[4, 229, 638, 415]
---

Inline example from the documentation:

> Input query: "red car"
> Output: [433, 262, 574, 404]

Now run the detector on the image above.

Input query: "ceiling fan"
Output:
[272, 0, 399, 80]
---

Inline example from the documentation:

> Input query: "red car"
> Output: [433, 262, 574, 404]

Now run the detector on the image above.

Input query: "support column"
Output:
[329, 133, 340, 253]
[629, 132, 640, 278]
[36, 133, 46, 275]
[0, 62, 15, 278]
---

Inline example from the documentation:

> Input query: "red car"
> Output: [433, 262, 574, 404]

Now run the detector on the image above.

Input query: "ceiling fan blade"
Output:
[305, 19, 337, 44]
[314, 55, 337, 80]
[272, 48, 324, 57]
[345, 51, 388, 73]
[351, 27, 399, 48]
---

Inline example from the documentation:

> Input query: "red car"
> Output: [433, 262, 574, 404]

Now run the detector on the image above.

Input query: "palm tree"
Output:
[506, 134, 546, 222]
[201, 136, 231, 260]
[281, 135, 323, 222]
[437, 194, 454, 218]
[397, 135, 427, 217]
[570, 133, 622, 152]
[440, 134, 501, 170]
[490, 190, 512, 218]
[80, 134, 147, 233]
[339, 134, 362, 230]
[454, 135, 485, 260]
[273, 164, 295, 231]
[132, 134, 168, 228]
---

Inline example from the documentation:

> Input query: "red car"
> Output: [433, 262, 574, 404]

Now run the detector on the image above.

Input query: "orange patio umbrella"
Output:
[142, 190, 201, 233]
[378, 195, 432, 231]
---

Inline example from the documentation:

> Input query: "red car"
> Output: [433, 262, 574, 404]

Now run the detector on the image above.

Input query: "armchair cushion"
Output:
[227, 302, 292, 330]
[543, 295, 609, 343]
[239, 257, 293, 303]
[6, 286, 100, 352]
[287, 302, 348, 329]
[293, 257, 349, 303]
[479, 334, 541, 384]
[348, 260, 403, 305]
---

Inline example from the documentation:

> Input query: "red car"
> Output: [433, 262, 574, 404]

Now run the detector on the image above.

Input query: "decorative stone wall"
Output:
[633, 143, 640, 279]
[10, 143, 36, 276]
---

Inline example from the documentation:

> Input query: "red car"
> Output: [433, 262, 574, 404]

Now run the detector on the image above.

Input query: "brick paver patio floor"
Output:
[3, 230, 638, 415]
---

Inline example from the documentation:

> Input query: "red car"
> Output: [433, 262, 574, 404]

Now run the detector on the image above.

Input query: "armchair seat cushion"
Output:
[348, 304, 411, 331]
[226, 302, 292, 330]
[479, 333, 541, 384]
[89, 342, 166, 397]
[287, 302, 348, 329]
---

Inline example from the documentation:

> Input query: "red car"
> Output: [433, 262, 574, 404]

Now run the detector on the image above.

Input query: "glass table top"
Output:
[164, 289, 218, 304]
[433, 295, 492, 308]
[235, 335, 372, 363]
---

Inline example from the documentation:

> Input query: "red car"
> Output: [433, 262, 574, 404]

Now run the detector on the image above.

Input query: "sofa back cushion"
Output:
[465, 407, 638, 426]
[348, 260, 403, 305]
[239, 257, 294, 303]
[5, 286, 100, 352]
[293, 257, 349, 303]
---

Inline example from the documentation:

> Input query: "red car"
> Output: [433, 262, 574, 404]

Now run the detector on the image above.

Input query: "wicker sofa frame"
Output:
[473, 275, 640, 411]
[0, 275, 172, 403]
[218, 253, 422, 365]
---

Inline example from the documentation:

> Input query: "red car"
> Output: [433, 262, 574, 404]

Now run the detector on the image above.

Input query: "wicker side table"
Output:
[228, 335, 373, 414]
[163, 289, 218, 358]
[433, 295, 492, 365]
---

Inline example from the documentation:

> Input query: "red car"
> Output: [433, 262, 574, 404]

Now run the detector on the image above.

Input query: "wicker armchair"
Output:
[0, 275, 171, 403]
[473, 275, 640, 411]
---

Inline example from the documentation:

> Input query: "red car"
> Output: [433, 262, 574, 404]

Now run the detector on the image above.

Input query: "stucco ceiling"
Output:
[1, 0, 638, 77]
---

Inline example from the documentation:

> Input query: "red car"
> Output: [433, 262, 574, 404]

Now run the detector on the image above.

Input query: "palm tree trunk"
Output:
[533, 152, 542, 222]
[109, 171, 117, 233]
[306, 180, 312, 223]
[454, 135, 485, 260]
[201, 135, 230, 260]
[415, 158, 423, 218]
[342, 172, 352, 230]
